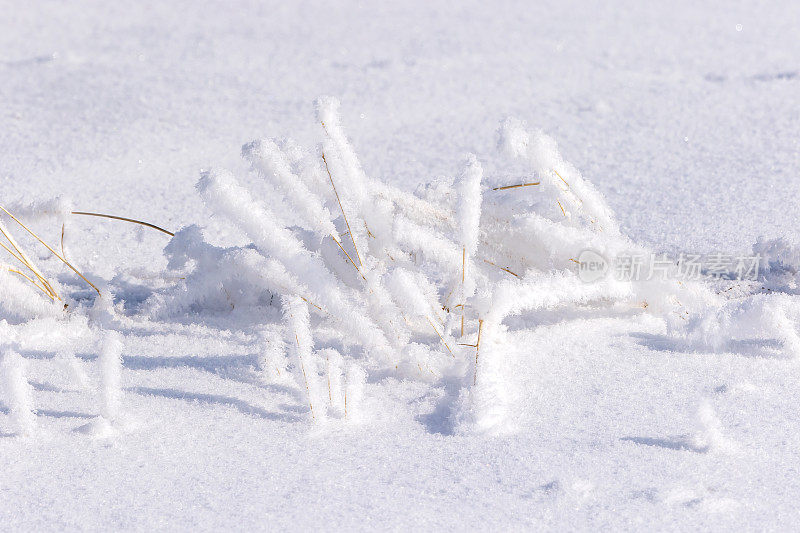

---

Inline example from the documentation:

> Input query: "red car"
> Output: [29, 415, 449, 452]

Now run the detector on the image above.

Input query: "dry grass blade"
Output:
[326, 354, 333, 405]
[482, 258, 519, 278]
[71, 211, 174, 236]
[461, 246, 466, 337]
[427, 317, 454, 357]
[552, 169, 569, 188]
[0, 221, 48, 282]
[473, 319, 484, 385]
[0, 240, 30, 271]
[329, 233, 365, 279]
[492, 182, 540, 191]
[321, 152, 363, 268]
[295, 333, 315, 420]
[7, 268, 54, 300]
[0, 205, 100, 295]
[0, 217, 60, 300]
[300, 296, 324, 313]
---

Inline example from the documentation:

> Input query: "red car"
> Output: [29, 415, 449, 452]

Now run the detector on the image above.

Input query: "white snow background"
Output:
[2, 0, 800, 530]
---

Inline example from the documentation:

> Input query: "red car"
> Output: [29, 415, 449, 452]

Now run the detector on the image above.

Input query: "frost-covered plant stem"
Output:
[258, 328, 287, 382]
[473, 319, 484, 385]
[463, 319, 509, 433]
[243, 139, 340, 243]
[387, 268, 455, 357]
[462, 272, 632, 433]
[344, 363, 367, 421]
[455, 154, 483, 337]
[320, 348, 344, 417]
[321, 152, 364, 270]
[99, 331, 124, 422]
[498, 119, 620, 235]
[1, 348, 36, 435]
[283, 296, 317, 420]
[198, 169, 396, 364]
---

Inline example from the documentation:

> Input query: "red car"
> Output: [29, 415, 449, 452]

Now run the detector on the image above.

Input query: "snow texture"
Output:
[0, 348, 36, 436]
[2, 1, 800, 530]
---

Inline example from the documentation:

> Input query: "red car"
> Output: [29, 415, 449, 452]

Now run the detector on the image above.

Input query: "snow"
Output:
[2, 0, 800, 530]
[0, 348, 36, 436]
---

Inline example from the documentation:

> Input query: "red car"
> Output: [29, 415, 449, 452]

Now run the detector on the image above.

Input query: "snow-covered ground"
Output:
[2, 1, 800, 530]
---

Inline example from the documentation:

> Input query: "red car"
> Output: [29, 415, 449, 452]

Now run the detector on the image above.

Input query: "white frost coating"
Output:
[387, 268, 435, 320]
[305, 355, 329, 420]
[685, 293, 800, 358]
[497, 117, 530, 159]
[198, 169, 306, 261]
[3, 196, 73, 222]
[2, 197, 75, 277]
[455, 272, 632, 434]
[99, 331, 124, 422]
[198, 170, 394, 360]
[753, 236, 800, 276]
[242, 139, 339, 241]
[0, 348, 36, 436]
[344, 362, 367, 421]
[201, 148, 408, 366]
[89, 287, 118, 329]
[692, 401, 738, 454]
[151, 225, 293, 316]
[371, 180, 454, 231]
[484, 270, 632, 325]
[320, 348, 345, 417]
[283, 296, 313, 371]
[386, 268, 450, 352]
[364, 197, 398, 257]
[316, 97, 370, 208]
[484, 209, 623, 272]
[499, 119, 620, 235]
[452, 321, 511, 435]
[363, 268, 410, 350]
[319, 137, 370, 255]
[283, 296, 321, 419]
[277, 139, 336, 204]
[0, 267, 61, 321]
[55, 350, 89, 391]
[316, 97, 400, 259]
[394, 217, 463, 274]
[753, 236, 800, 293]
[456, 154, 483, 258]
[0, 218, 51, 295]
[258, 328, 287, 382]
[455, 154, 483, 325]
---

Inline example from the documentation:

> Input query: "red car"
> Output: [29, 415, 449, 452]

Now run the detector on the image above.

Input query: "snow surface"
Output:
[2, 1, 800, 530]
